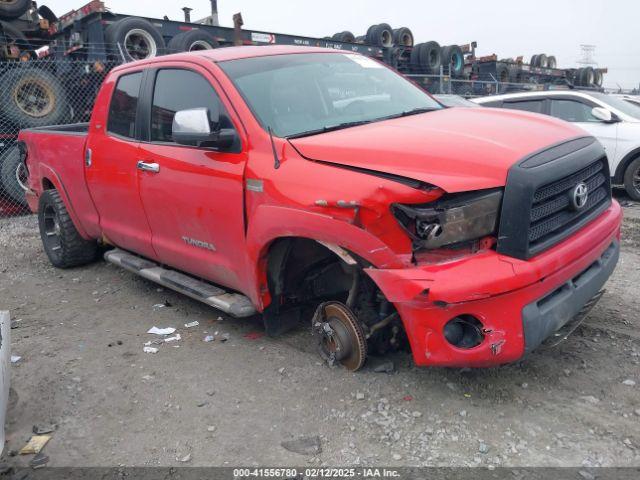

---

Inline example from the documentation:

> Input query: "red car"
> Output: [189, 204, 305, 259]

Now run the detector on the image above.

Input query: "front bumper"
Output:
[365, 201, 622, 367]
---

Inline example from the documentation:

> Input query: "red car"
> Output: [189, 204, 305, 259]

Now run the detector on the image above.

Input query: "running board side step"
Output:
[104, 249, 257, 318]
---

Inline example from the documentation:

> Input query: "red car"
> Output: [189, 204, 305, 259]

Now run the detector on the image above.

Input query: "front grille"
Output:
[528, 159, 610, 248]
[497, 137, 612, 260]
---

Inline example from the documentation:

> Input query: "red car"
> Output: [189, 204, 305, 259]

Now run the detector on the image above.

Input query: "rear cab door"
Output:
[85, 68, 157, 259]
[135, 60, 250, 292]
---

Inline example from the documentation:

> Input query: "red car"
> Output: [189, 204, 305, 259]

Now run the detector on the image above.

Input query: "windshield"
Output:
[218, 52, 442, 137]
[589, 92, 640, 120]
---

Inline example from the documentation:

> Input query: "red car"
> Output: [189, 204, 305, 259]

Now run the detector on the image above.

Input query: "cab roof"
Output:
[111, 45, 348, 73]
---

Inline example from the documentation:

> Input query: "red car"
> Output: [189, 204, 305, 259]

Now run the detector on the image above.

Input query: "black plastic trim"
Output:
[522, 240, 619, 354]
[497, 136, 610, 260]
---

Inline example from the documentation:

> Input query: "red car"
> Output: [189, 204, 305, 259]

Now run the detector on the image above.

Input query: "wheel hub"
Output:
[311, 302, 367, 371]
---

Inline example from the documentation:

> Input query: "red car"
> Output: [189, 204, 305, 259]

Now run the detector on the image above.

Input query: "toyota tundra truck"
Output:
[18, 46, 622, 370]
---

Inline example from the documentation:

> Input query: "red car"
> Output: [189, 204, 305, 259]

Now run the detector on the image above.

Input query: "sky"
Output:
[51, 0, 640, 89]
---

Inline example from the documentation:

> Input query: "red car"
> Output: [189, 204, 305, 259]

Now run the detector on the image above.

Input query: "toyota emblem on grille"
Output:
[571, 182, 589, 210]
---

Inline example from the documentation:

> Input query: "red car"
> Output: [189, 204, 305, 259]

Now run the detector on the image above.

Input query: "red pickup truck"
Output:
[19, 46, 622, 370]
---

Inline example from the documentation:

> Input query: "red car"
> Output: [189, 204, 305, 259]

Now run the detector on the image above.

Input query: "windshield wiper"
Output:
[286, 120, 374, 139]
[378, 107, 439, 121]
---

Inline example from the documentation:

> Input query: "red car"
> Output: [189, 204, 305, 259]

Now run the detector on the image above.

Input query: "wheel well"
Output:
[263, 237, 408, 354]
[614, 149, 640, 184]
[42, 178, 55, 190]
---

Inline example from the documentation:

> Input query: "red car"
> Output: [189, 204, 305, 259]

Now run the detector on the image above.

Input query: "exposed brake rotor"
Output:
[311, 301, 367, 371]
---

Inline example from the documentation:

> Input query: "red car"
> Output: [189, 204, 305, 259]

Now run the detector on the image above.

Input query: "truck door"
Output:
[136, 66, 248, 292]
[85, 70, 157, 260]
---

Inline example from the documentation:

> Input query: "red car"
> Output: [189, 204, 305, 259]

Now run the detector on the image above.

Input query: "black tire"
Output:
[547, 55, 557, 69]
[537, 53, 548, 68]
[167, 29, 219, 53]
[0, 145, 26, 206]
[508, 65, 525, 83]
[354, 35, 365, 43]
[392, 27, 413, 47]
[0, 67, 69, 127]
[418, 41, 441, 74]
[530, 54, 539, 67]
[441, 45, 464, 77]
[331, 31, 355, 43]
[579, 67, 595, 86]
[105, 17, 165, 61]
[623, 157, 640, 201]
[366, 23, 392, 47]
[593, 69, 603, 87]
[409, 43, 422, 72]
[0, 0, 30, 19]
[38, 189, 98, 268]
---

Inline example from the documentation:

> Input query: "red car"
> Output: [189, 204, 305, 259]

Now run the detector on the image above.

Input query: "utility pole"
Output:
[210, 0, 219, 26]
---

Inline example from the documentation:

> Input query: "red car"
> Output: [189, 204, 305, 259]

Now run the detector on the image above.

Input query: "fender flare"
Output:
[244, 204, 405, 309]
[39, 165, 91, 240]
[613, 147, 640, 184]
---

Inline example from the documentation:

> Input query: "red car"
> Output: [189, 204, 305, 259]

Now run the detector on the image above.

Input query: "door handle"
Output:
[137, 161, 160, 173]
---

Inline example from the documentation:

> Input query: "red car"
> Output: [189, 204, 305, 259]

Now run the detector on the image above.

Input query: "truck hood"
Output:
[289, 108, 585, 192]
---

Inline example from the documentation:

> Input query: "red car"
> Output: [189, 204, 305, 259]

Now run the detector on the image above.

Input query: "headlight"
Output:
[391, 188, 503, 249]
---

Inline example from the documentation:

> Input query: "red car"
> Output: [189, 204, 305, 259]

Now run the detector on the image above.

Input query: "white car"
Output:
[473, 90, 640, 200]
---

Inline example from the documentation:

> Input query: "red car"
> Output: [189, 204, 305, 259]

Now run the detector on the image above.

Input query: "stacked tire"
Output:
[167, 29, 219, 53]
[530, 54, 557, 69]
[105, 17, 165, 60]
[410, 41, 442, 74]
[440, 45, 464, 77]
[0, 0, 30, 19]
[359, 24, 414, 48]
[0, 145, 27, 207]
[573, 67, 603, 87]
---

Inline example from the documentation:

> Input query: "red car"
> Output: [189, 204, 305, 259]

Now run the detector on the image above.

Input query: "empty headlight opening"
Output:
[391, 188, 503, 252]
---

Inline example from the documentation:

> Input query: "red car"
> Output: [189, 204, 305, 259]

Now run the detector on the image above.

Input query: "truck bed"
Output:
[22, 123, 89, 136]
[19, 123, 100, 238]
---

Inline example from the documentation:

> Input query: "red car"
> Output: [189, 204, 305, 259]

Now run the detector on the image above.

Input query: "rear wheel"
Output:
[0, 145, 27, 206]
[38, 189, 98, 268]
[623, 157, 640, 201]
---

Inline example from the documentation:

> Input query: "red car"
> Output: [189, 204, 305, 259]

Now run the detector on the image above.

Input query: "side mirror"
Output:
[172, 107, 236, 149]
[591, 107, 617, 123]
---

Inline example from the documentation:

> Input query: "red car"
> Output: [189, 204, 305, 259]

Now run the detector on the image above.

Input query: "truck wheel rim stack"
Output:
[124, 28, 157, 60]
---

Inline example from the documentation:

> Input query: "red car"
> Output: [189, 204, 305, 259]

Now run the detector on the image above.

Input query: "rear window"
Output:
[107, 72, 142, 139]
[504, 100, 544, 114]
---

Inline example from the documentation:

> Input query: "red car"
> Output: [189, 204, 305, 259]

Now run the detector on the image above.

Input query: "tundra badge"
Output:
[182, 236, 216, 251]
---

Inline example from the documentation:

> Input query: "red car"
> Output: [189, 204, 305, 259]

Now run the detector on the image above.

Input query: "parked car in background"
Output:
[473, 90, 640, 200]
[433, 94, 479, 108]
[19, 47, 622, 371]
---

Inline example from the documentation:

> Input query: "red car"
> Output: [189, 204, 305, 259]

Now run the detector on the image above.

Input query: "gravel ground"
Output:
[0, 194, 639, 468]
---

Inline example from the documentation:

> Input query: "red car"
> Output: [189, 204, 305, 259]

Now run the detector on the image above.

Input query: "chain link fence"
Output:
[0, 58, 122, 218]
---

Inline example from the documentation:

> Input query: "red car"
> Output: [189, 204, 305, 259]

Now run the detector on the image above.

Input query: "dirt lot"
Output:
[0, 194, 639, 469]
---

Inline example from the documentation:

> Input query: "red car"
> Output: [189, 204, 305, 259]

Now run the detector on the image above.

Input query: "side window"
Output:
[151, 69, 231, 143]
[549, 99, 598, 122]
[504, 100, 544, 114]
[107, 72, 142, 139]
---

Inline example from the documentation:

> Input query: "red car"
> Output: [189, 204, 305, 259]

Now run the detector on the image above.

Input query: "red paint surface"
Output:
[18, 46, 624, 367]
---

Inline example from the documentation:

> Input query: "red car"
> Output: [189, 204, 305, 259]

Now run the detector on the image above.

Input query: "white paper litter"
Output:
[184, 321, 199, 328]
[164, 334, 181, 343]
[203, 335, 215, 343]
[147, 326, 176, 335]
[10, 355, 21, 363]
[143, 346, 159, 354]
